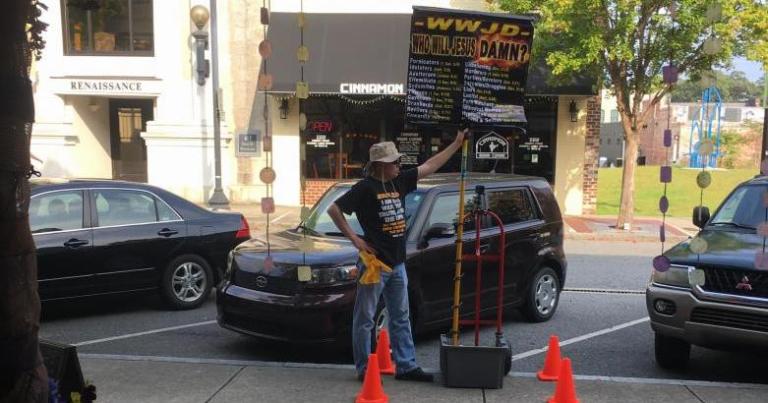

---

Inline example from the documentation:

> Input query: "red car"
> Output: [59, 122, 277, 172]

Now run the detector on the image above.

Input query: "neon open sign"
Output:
[310, 121, 334, 132]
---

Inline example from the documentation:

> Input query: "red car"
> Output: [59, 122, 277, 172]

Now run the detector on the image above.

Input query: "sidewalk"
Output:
[78, 355, 768, 402]
[211, 202, 696, 243]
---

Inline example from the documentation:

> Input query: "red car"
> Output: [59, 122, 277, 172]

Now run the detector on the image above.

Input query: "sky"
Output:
[728, 57, 765, 81]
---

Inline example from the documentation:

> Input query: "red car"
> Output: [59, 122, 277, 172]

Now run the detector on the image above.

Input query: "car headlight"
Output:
[652, 265, 704, 288]
[308, 265, 359, 285]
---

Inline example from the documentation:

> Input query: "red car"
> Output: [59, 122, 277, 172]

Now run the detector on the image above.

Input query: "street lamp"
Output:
[190, 5, 210, 86]
[191, 1, 229, 209]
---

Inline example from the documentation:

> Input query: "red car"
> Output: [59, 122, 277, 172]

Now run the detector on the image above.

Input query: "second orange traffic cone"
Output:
[537, 334, 562, 381]
[356, 353, 388, 403]
[547, 358, 579, 403]
[375, 329, 396, 375]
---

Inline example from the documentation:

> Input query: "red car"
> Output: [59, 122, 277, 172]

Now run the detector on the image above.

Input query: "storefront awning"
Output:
[267, 12, 596, 96]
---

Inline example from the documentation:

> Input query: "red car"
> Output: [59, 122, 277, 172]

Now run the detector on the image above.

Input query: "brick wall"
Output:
[583, 95, 602, 215]
[303, 180, 337, 206]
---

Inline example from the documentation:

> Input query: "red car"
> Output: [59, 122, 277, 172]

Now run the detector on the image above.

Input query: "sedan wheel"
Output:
[522, 266, 560, 322]
[161, 254, 213, 310]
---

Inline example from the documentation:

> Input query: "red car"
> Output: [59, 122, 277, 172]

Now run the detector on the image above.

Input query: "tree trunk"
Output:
[0, 0, 48, 402]
[616, 127, 640, 230]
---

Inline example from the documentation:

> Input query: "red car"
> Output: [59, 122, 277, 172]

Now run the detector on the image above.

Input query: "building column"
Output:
[582, 95, 602, 215]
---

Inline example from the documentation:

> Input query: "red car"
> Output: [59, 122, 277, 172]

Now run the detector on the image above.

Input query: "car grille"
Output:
[690, 307, 768, 333]
[701, 267, 768, 299]
[233, 271, 298, 296]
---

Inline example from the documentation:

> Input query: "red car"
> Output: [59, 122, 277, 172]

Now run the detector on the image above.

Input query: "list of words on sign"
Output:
[405, 7, 534, 126]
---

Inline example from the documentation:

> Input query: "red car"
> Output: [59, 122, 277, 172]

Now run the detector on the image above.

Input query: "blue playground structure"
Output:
[688, 86, 722, 168]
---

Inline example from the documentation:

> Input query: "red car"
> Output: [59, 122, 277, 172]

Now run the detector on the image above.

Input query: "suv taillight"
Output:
[235, 216, 251, 240]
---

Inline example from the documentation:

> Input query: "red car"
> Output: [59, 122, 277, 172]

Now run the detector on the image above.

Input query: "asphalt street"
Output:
[39, 240, 768, 386]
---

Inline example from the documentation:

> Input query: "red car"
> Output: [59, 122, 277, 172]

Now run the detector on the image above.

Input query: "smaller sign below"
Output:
[396, 132, 422, 166]
[236, 131, 260, 157]
[475, 131, 509, 160]
[308, 134, 335, 148]
[518, 136, 550, 152]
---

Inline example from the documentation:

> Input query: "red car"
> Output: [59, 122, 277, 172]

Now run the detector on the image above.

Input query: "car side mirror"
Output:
[425, 223, 456, 240]
[692, 206, 710, 229]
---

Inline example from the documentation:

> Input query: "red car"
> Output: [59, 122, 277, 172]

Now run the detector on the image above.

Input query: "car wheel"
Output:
[161, 254, 213, 310]
[521, 266, 560, 322]
[654, 333, 690, 370]
[370, 302, 389, 352]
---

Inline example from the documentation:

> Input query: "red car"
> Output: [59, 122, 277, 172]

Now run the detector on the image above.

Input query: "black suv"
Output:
[647, 176, 768, 369]
[217, 173, 567, 343]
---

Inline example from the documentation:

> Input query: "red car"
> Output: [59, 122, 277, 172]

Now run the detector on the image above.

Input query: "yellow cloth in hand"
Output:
[358, 250, 392, 284]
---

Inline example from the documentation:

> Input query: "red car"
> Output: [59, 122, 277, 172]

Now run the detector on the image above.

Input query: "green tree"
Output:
[1, 1, 48, 402]
[497, 0, 768, 229]
[671, 70, 762, 102]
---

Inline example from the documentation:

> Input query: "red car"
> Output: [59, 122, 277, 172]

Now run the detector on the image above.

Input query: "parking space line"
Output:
[73, 320, 217, 347]
[270, 212, 291, 224]
[512, 317, 650, 361]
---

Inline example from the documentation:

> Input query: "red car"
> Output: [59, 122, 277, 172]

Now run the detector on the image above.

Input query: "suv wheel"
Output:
[522, 266, 560, 322]
[161, 254, 213, 310]
[654, 333, 690, 370]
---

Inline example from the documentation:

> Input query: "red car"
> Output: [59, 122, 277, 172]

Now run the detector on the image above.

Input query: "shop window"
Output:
[62, 0, 154, 56]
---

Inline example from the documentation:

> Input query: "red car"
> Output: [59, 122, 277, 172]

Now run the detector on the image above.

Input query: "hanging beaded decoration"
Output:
[259, 0, 275, 271]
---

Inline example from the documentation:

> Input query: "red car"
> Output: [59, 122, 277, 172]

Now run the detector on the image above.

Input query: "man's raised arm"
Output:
[417, 129, 467, 180]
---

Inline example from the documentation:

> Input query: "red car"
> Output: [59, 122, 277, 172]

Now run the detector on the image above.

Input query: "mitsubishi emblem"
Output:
[736, 275, 752, 291]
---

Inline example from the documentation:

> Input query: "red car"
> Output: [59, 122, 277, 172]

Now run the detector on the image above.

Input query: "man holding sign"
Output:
[328, 129, 467, 382]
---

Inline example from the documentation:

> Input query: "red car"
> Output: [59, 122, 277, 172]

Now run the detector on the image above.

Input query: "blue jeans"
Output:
[352, 261, 418, 376]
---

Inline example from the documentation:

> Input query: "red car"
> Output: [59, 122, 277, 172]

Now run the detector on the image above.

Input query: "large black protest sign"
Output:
[405, 7, 534, 126]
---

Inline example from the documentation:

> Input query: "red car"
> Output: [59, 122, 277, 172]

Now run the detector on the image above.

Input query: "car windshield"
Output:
[298, 186, 424, 237]
[708, 184, 767, 230]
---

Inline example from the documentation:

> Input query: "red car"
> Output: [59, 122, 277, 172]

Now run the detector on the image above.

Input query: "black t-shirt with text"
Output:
[335, 168, 418, 267]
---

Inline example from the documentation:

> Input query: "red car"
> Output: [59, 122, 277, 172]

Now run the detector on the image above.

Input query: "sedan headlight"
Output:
[652, 265, 704, 288]
[308, 265, 359, 285]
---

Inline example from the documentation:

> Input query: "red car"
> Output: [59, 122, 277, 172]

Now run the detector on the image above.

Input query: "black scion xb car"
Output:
[31, 178, 251, 309]
[217, 174, 567, 344]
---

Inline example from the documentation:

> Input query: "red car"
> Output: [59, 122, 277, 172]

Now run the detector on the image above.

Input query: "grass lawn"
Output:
[596, 166, 757, 217]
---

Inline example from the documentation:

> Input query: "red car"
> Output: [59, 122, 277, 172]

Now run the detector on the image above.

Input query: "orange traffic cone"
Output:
[547, 358, 579, 403]
[537, 335, 562, 381]
[356, 353, 388, 403]
[375, 329, 396, 375]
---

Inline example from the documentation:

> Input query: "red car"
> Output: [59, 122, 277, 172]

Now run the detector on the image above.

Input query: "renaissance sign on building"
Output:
[405, 6, 534, 126]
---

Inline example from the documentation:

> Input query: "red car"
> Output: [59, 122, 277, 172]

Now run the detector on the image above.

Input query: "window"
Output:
[30, 191, 84, 233]
[156, 198, 181, 221]
[426, 192, 479, 233]
[93, 189, 159, 226]
[487, 189, 536, 225]
[610, 110, 619, 122]
[62, 0, 154, 56]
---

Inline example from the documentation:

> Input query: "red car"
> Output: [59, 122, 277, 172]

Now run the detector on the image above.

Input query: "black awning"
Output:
[266, 12, 596, 96]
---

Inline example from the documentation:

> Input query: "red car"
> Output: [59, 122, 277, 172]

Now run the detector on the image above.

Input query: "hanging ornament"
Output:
[261, 197, 275, 214]
[757, 222, 768, 237]
[298, 12, 306, 28]
[264, 255, 274, 271]
[700, 71, 716, 87]
[660, 166, 672, 183]
[260, 7, 270, 25]
[660, 225, 666, 243]
[696, 171, 711, 189]
[663, 129, 672, 147]
[662, 65, 678, 85]
[299, 113, 308, 130]
[259, 167, 276, 184]
[258, 40, 272, 58]
[653, 255, 671, 272]
[301, 206, 312, 221]
[257, 73, 273, 90]
[297, 45, 310, 63]
[703, 37, 722, 55]
[699, 139, 714, 156]
[689, 237, 708, 254]
[659, 196, 669, 213]
[688, 269, 706, 287]
[705, 3, 722, 23]
[296, 81, 309, 99]
[263, 135, 272, 152]
[761, 159, 768, 175]
[755, 251, 768, 270]
[762, 189, 768, 207]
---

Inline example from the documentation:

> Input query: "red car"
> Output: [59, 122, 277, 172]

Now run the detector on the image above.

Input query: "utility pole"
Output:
[208, 0, 230, 209]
